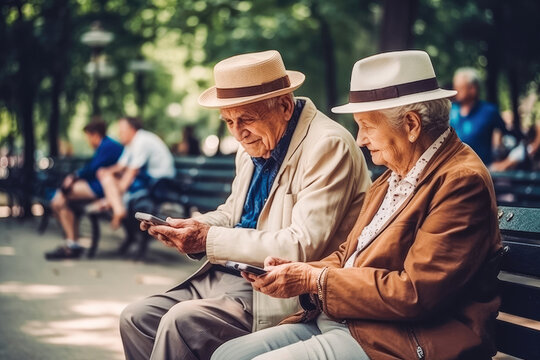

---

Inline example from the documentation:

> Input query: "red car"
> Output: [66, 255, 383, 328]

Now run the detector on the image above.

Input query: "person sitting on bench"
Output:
[119, 50, 372, 360]
[94, 116, 175, 229]
[45, 119, 123, 260]
[213, 51, 503, 360]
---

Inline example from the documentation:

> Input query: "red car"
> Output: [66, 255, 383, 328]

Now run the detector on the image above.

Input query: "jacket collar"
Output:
[267, 97, 317, 193]
[369, 128, 463, 193]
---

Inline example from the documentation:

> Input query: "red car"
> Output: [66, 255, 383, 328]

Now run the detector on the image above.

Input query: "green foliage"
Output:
[1, 0, 539, 156]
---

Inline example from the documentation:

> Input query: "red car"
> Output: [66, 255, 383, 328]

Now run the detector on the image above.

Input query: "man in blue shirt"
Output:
[45, 120, 123, 260]
[450, 68, 506, 165]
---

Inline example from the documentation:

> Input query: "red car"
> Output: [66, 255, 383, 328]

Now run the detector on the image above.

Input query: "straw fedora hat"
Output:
[198, 50, 305, 109]
[332, 50, 457, 114]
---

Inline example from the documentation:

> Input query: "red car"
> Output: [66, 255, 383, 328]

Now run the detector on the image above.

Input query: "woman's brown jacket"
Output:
[283, 129, 502, 360]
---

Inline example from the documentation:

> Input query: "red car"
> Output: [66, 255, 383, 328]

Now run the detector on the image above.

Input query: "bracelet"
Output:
[317, 267, 329, 301]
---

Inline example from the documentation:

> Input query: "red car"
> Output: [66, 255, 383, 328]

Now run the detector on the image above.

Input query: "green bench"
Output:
[495, 205, 540, 359]
[491, 171, 540, 207]
[35, 155, 236, 259]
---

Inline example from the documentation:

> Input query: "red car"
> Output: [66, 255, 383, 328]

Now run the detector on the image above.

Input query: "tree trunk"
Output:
[507, 65, 522, 136]
[379, 0, 418, 52]
[49, 73, 61, 157]
[485, 0, 502, 105]
[311, 3, 337, 115]
[16, 5, 39, 218]
[319, 18, 336, 115]
[48, 1, 71, 157]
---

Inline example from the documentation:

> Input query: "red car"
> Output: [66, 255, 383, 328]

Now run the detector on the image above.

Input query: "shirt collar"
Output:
[388, 128, 451, 189]
[252, 99, 305, 168]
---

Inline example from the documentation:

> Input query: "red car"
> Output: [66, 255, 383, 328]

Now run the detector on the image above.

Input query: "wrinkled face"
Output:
[117, 119, 137, 145]
[220, 98, 290, 159]
[453, 74, 477, 103]
[354, 111, 410, 170]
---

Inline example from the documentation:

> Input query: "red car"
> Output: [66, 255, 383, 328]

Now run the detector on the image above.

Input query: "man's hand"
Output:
[61, 174, 76, 193]
[141, 218, 210, 254]
[242, 256, 321, 298]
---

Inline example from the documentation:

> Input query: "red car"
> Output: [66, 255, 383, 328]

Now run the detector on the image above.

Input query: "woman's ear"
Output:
[404, 111, 422, 142]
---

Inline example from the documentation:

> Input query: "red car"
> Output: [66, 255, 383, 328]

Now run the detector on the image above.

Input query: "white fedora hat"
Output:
[198, 50, 305, 109]
[332, 50, 457, 114]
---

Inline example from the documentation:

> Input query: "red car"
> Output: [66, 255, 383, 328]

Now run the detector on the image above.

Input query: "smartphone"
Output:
[225, 261, 267, 276]
[134, 212, 169, 226]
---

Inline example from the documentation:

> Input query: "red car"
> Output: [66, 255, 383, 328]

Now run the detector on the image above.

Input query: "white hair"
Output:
[454, 67, 480, 87]
[379, 98, 451, 140]
[259, 92, 294, 111]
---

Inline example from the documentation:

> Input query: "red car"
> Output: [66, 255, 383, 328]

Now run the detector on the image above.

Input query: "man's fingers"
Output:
[166, 217, 187, 228]
[241, 272, 255, 282]
[153, 225, 188, 238]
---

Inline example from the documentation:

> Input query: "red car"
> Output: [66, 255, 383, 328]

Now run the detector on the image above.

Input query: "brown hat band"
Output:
[216, 75, 291, 99]
[349, 77, 438, 103]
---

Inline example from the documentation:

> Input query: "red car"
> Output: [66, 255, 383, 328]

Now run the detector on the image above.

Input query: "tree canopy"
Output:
[1, 0, 539, 156]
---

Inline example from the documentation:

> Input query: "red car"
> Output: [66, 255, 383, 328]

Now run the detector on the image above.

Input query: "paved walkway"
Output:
[0, 214, 520, 360]
[0, 216, 200, 360]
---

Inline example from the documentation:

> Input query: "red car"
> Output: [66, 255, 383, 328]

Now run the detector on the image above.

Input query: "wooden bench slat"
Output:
[500, 240, 540, 277]
[175, 155, 235, 169]
[498, 280, 540, 322]
[176, 168, 235, 181]
[495, 320, 540, 360]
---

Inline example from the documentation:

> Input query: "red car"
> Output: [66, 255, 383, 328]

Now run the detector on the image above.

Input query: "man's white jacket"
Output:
[183, 97, 372, 331]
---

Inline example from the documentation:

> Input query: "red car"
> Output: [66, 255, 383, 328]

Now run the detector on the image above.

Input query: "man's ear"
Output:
[279, 94, 295, 121]
[404, 111, 422, 140]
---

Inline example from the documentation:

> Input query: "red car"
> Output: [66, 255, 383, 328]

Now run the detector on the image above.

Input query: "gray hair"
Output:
[259, 93, 294, 111]
[379, 98, 451, 141]
[453, 67, 480, 88]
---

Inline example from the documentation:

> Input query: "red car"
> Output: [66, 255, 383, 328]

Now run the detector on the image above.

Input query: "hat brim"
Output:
[198, 71, 305, 109]
[331, 89, 457, 114]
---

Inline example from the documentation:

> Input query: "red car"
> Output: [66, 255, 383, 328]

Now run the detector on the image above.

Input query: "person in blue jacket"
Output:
[45, 120, 123, 260]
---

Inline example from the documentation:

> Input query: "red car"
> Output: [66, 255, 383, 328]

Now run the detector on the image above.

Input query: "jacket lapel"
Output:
[231, 151, 254, 224]
[261, 97, 317, 212]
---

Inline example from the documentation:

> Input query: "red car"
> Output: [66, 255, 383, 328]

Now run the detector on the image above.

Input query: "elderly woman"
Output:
[212, 50, 502, 360]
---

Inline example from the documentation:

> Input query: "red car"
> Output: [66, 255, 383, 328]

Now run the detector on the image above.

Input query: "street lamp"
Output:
[81, 22, 114, 116]
[129, 59, 154, 116]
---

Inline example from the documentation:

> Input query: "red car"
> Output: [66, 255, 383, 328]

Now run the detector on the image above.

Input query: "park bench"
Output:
[35, 155, 235, 259]
[491, 170, 540, 208]
[495, 205, 540, 359]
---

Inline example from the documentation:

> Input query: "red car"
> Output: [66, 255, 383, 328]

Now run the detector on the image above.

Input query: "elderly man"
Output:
[119, 50, 371, 360]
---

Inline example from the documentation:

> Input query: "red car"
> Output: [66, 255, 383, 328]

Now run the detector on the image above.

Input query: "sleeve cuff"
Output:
[205, 226, 221, 264]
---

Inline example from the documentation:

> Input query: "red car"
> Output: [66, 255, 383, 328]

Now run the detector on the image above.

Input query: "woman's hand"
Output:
[242, 256, 322, 298]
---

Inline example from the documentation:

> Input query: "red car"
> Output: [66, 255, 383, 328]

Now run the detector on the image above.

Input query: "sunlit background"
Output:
[1, 1, 539, 359]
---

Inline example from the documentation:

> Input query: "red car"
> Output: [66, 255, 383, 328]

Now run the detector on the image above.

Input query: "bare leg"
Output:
[98, 169, 127, 229]
[51, 180, 96, 242]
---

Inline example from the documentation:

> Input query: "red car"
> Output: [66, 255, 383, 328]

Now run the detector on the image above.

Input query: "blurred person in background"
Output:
[94, 116, 175, 229]
[175, 125, 201, 156]
[119, 50, 372, 360]
[45, 119, 123, 260]
[450, 67, 507, 165]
